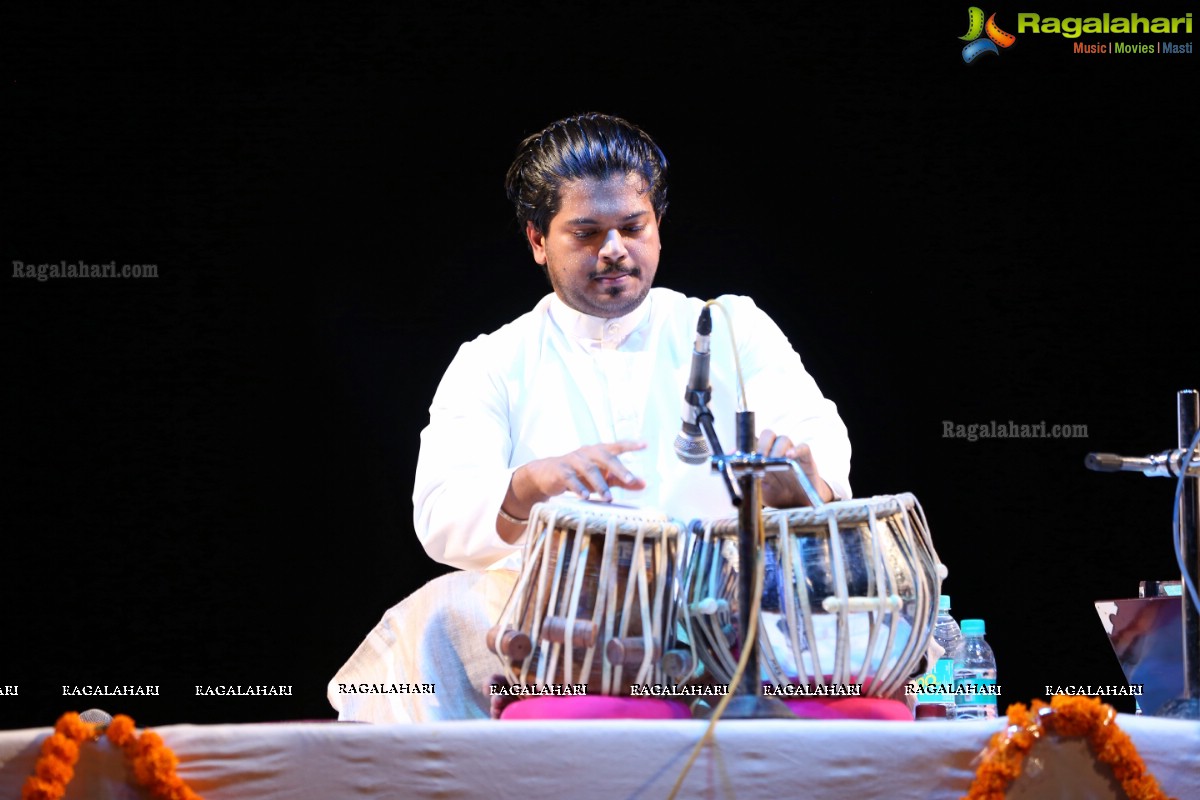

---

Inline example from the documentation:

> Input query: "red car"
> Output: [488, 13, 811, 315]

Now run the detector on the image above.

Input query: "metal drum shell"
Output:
[489, 499, 690, 696]
[678, 493, 943, 699]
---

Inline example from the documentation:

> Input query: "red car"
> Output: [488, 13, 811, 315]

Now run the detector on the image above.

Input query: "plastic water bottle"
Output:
[953, 618, 998, 720]
[913, 595, 963, 718]
[933, 596, 964, 657]
[931, 595, 964, 718]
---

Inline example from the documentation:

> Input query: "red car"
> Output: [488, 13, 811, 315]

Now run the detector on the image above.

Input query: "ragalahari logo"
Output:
[961, 7, 1017, 62]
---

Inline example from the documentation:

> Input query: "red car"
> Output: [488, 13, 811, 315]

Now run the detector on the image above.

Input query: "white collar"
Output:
[547, 292, 653, 350]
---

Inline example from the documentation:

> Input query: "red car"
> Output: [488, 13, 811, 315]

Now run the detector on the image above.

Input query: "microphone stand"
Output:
[688, 382, 741, 507]
[691, 403, 825, 719]
[1160, 389, 1200, 720]
[1087, 389, 1200, 719]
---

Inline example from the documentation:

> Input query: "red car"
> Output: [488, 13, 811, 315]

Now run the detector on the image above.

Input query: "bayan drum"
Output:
[488, 498, 692, 696]
[679, 493, 944, 699]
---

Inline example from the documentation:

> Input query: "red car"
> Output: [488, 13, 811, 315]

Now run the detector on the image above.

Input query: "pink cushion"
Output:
[498, 695, 693, 720]
[768, 677, 912, 721]
[782, 696, 913, 721]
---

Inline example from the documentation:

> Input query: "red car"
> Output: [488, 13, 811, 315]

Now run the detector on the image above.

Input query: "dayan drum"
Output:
[487, 498, 693, 696]
[678, 493, 944, 698]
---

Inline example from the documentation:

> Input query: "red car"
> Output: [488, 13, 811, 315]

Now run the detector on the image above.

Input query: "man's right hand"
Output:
[497, 440, 647, 542]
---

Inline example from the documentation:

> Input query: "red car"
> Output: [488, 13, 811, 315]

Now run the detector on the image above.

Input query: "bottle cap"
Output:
[915, 703, 948, 720]
[939, 595, 951, 611]
[961, 618, 985, 636]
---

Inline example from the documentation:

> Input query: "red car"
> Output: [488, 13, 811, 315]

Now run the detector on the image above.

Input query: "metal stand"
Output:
[1087, 389, 1200, 719]
[1159, 389, 1200, 720]
[690, 405, 824, 719]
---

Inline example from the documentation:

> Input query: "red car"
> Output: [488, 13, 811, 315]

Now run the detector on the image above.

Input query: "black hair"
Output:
[503, 112, 669, 249]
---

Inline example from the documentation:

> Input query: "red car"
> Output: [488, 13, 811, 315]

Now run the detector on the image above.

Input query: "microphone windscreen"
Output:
[674, 434, 711, 465]
[80, 708, 113, 726]
[1084, 453, 1124, 472]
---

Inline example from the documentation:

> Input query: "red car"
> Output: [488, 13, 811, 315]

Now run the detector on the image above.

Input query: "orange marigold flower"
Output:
[106, 714, 137, 747]
[1011, 732, 1035, 751]
[54, 712, 94, 743]
[133, 751, 180, 787]
[1123, 773, 1168, 799]
[33, 756, 74, 785]
[39, 733, 79, 763]
[145, 742, 179, 770]
[25, 713, 205, 800]
[1056, 705, 1098, 739]
[166, 782, 202, 800]
[21, 775, 65, 800]
[1091, 740, 1121, 766]
[963, 694, 1174, 800]
[140, 730, 165, 747]
[132, 760, 161, 786]
[1109, 757, 1145, 784]
[157, 774, 185, 789]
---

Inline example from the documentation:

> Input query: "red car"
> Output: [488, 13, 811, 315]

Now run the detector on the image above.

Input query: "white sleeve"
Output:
[723, 295, 853, 501]
[412, 338, 524, 570]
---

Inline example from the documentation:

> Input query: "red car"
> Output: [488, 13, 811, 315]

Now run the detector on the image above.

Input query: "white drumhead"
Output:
[704, 493, 920, 536]
[533, 497, 680, 536]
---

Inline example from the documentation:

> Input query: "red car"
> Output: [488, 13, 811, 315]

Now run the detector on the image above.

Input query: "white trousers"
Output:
[327, 569, 518, 723]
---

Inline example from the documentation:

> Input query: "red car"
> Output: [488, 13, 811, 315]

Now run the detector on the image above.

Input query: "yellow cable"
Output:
[666, 505, 767, 800]
[704, 299, 747, 412]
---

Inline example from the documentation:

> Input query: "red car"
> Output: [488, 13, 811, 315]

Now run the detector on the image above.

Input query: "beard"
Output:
[547, 257, 654, 319]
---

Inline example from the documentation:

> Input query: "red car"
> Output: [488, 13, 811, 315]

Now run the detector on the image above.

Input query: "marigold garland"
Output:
[962, 695, 1175, 800]
[21, 712, 203, 800]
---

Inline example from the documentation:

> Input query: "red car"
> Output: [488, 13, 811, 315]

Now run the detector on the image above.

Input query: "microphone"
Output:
[80, 708, 113, 727]
[1084, 446, 1200, 478]
[674, 306, 713, 465]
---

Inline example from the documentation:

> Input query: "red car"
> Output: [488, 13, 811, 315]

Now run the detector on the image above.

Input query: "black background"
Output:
[4, 2, 1196, 728]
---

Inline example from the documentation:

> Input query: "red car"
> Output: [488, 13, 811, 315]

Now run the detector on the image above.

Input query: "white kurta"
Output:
[329, 287, 853, 722]
[413, 287, 852, 571]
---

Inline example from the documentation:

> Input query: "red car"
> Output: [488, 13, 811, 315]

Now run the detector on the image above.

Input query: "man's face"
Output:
[527, 172, 660, 319]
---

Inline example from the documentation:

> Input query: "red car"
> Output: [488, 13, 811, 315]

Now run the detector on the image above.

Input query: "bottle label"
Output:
[913, 672, 938, 704]
[954, 677, 999, 706]
[913, 658, 956, 704]
[933, 658, 956, 703]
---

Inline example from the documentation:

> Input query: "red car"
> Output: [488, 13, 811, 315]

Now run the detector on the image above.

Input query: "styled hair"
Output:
[503, 113, 669, 247]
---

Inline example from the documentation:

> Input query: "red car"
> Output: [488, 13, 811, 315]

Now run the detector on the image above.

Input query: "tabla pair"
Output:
[487, 493, 946, 705]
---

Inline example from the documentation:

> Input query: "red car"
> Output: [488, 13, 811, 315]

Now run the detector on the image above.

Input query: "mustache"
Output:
[590, 266, 640, 279]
